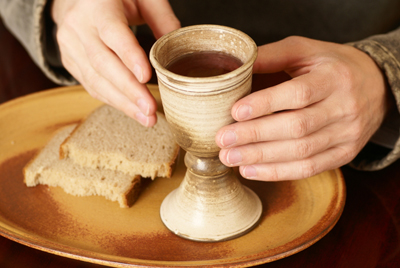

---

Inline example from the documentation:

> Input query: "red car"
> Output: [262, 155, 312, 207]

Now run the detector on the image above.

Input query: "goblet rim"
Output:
[149, 24, 257, 91]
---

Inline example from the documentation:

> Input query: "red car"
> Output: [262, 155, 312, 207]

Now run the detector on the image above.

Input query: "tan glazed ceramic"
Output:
[150, 25, 262, 241]
[0, 86, 346, 267]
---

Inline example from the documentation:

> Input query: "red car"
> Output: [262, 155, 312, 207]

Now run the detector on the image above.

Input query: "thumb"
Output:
[253, 36, 317, 75]
[137, 0, 181, 39]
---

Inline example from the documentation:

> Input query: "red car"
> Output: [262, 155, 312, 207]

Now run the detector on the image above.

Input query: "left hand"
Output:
[51, 0, 180, 127]
[215, 36, 391, 181]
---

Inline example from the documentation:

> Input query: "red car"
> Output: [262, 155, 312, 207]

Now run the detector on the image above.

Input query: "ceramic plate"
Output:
[0, 85, 345, 267]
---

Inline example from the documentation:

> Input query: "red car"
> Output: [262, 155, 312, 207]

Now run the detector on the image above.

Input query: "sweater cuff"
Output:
[1, 0, 76, 85]
[349, 39, 400, 170]
[36, 0, 77, 85]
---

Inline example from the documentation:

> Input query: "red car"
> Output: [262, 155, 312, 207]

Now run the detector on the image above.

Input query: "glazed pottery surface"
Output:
[0, 86, 345, 267]
[150, 25, 262, 241]
[150, 24, 257, 156]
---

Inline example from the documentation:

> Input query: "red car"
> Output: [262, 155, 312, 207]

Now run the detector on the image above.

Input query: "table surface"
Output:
[1, 18, 400, 268]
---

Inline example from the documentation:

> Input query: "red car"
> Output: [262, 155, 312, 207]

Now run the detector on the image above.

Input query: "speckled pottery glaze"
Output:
[150, 25, 262, 242]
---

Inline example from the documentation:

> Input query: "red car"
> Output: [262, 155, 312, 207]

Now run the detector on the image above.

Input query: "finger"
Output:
[58, 28, 156, 126]
[232, 68, 334, 121]
[81, 64, 157, 127]
[253, 36, 321, 75]
[137, 0, 181, 38]
[79, 31, 157, 116]
[239, 146, 354, 181]
[83, 71, 157, 127]
[120, 0, 143, 25]
[219, 123, 344, 167]
[93, 9, 152, 84]
[216, 102, 338, 148]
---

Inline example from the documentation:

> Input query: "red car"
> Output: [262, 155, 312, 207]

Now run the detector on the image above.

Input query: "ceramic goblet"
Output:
[150, 25, 262, 242]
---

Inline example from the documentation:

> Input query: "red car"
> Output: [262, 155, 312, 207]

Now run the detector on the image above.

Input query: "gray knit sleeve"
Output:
[0, 0, 76, 85]
[349, 27, 400, 170]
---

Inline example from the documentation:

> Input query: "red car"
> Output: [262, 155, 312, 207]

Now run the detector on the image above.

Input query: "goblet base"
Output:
[160, 154, 262, 242]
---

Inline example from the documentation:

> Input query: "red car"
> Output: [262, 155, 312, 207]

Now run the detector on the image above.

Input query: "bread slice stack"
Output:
[24, 105, 179, 208]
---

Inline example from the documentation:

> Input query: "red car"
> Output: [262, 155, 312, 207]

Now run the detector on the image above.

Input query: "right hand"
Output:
[216, 37, 389, 181]
[51, 0, 180, 126]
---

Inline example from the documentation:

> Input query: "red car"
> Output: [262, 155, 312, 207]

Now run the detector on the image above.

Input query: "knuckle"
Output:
[293, 81, 313, 107]
[346, 119, 364, 143]
[265, 166, 280, 181]
[253, 148, 264, 163]
[344, 100, 362, 122]
[300, 159, 318, 179]
[119, 47, 134, 65]
[283, 36, 308, 47]
[293, 139, 313, 159]
[97, 18, 117, 37]
[260, 94, 273, 113]
[248, 124, 263, 143]
[87, 49, 107, 71]
[336, 62, 355, 85]
[254, 146, 273, 163]
[331, 62, 359, 109]
[289, 115, 308, 138]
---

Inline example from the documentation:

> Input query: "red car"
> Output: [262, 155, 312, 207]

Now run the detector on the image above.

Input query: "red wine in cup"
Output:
[167, 51, 243, 77]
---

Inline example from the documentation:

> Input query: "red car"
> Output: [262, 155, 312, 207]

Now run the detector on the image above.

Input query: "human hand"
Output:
[216, 36, 391, 181]
[51, 0, 180, 126]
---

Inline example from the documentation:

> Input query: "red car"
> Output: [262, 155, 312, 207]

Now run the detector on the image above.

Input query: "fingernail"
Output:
[133, 64, 143, 83]
[236, 104, 252, 120]
[227, 149, 242, 165]
[243, 166, 257, 178]
[137, 98, 150, 116]
[220, 130, 237, 147]
[136, 112, 149, 127]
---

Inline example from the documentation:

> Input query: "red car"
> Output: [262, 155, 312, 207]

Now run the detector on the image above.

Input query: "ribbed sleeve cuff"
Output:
[34, 0, 77, 85]
[349, 37, 400, 170]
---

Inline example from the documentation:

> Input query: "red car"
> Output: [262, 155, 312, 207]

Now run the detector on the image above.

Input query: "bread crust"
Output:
[22, 151, 39, 184]
[59, 119, 85, 160]
[122, 175, 142, 208]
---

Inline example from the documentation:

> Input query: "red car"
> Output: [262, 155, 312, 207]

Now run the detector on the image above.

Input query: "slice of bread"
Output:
[60, 105, 179, 179]
[24, 124, 141, 208]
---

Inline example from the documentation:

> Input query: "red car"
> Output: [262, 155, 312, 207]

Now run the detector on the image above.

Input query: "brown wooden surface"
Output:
[1, 18, 400, 268]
